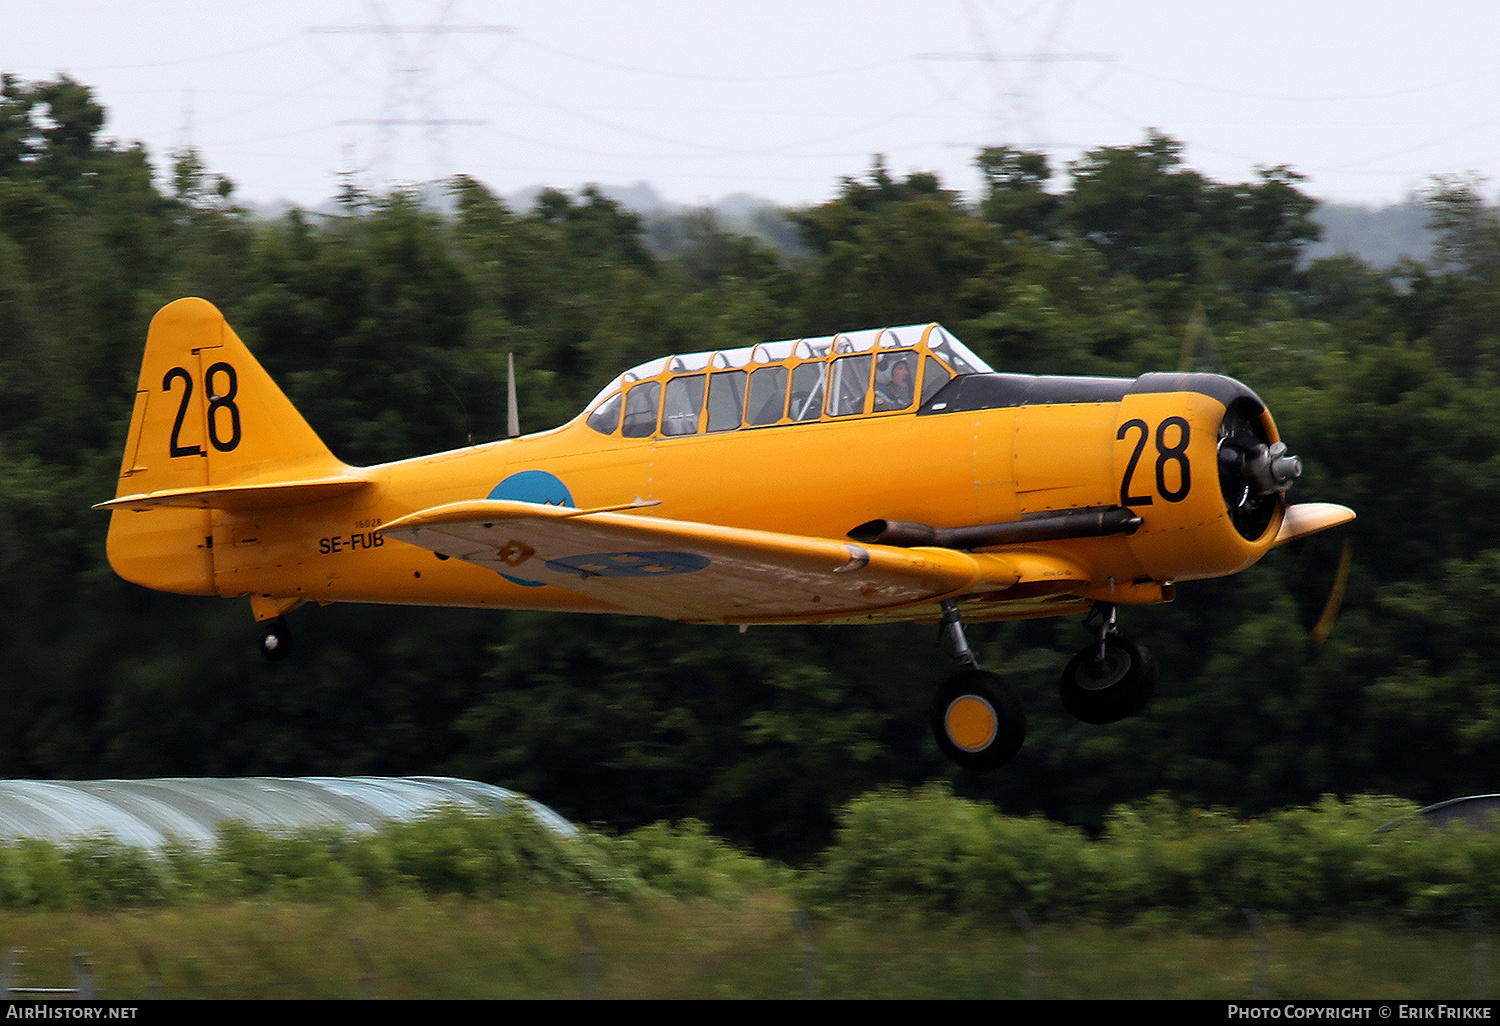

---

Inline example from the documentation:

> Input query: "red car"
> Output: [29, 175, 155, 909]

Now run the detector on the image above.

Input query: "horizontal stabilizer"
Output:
[383, 499, 1039, 622]
[1273, 502, 1357, 547]
[95, 475, 371, 512]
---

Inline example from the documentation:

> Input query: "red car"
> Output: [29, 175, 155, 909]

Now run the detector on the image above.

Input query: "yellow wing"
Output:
[381, 500, 1033, 623]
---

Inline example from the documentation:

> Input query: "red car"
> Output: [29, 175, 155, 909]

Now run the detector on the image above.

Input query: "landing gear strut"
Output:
[930, 601, 1026, 770]
[938, 599, 978, 669]
[1058, 602, 1156, 724]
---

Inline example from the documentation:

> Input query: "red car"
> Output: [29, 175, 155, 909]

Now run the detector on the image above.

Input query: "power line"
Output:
[919, 0, 1112, 152]
[309, 2, 513, 190]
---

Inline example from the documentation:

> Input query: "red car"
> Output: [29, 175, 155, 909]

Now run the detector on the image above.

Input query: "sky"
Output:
[7, 1, 1500, 211]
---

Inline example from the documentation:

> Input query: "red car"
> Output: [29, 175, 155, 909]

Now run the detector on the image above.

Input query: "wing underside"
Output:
[381, 499, 1070, 623]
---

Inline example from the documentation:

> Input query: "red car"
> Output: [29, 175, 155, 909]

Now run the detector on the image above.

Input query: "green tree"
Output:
[238, 194, 483, 463]
[1060, 131, 1319, 316]
[976, 145, 1058, 237]
[1414, 175, 1500, 375]
[791, 157, 1009, 330]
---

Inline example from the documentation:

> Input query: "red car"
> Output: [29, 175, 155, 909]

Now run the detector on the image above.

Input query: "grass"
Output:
[0, 894, 1487, 1000]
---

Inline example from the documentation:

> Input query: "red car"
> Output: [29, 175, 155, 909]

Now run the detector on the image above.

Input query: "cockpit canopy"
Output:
[582, 324, 991, 439]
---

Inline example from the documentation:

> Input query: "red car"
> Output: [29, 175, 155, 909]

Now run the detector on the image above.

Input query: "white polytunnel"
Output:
[0, 776, 575, 849]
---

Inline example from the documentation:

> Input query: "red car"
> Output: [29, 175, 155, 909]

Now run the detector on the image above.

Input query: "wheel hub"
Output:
[944, 695, 999, 752]
[1075, 648, 1133, 691]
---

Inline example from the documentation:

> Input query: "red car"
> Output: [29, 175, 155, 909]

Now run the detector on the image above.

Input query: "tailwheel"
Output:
[1059, 635, 1156, 725]
[931, 669, 1026, 770]
[258, 618, 294, 662]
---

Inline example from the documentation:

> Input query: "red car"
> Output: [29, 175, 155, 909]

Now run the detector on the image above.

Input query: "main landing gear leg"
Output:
[1058, 602, 1157, 724]
[938, 599, 978, 669]
[930, 600, 1026, 771]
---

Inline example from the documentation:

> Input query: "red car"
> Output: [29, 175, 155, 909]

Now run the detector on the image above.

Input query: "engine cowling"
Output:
[1113, 373, 1297, 582]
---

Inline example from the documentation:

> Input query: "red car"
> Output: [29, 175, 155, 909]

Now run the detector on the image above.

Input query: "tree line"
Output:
[2, 75, 1498, 860]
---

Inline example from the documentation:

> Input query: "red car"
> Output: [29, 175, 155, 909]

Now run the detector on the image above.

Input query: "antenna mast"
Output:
[506, 352, 520, 439]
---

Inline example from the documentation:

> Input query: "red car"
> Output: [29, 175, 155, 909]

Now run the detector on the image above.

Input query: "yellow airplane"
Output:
[98, 298, 1354, 770]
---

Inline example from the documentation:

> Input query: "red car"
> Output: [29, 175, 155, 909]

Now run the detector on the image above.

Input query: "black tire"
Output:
[258, 618, 294, 662]
[930, 669, 1027, 771]
[1058, 636, 1156, 725]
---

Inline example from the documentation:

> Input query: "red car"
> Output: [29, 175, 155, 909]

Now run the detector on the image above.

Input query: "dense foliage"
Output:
[0, 807, 775, 909]
[2, 791, 1497, 932]
[803, 785, 1496, 927]
[2, 76, 1499, 861]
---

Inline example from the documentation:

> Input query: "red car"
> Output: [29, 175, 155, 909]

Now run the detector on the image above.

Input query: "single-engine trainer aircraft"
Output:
[98, 298, 1354, 769]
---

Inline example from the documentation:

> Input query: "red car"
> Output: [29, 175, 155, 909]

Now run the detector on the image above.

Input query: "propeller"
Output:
[1309, 538, 1353, 649]
[1179, 303, 1301, 539]
[1180, 304, 1350, 647]
[1177, 300, 1218, 373]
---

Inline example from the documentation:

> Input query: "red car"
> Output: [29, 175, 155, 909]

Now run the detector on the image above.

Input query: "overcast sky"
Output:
[7, 1, 1500, 210]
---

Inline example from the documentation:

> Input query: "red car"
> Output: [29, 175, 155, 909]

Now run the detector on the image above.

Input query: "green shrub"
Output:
[379, 805, 639, 899]
[802, 788, 1500, 928]
[606, 819, 787, 901]
[62, 835, 177, 908]
[800, 783, 1092, 919]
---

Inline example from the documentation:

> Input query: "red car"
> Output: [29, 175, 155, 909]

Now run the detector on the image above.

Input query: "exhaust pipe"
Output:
[849, 506, 1142, 550]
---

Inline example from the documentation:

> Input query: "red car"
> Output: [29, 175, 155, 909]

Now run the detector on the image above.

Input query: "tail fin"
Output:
[116, 297, 342, 488]
[104, 298, 358, 594]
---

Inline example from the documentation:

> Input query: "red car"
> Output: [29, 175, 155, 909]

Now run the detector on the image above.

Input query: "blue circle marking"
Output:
[487, 469, 574, 507]
[487, 470, 574, 587]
